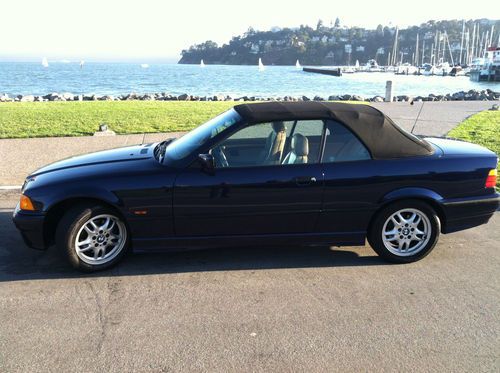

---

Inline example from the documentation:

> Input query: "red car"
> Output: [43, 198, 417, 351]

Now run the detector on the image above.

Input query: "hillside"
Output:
[178, 19, 500, 66]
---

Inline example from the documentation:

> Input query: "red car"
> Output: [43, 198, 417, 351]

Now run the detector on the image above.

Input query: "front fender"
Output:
[41, 186, 121, 213]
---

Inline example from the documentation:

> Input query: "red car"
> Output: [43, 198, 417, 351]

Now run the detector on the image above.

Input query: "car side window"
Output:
[282, 119, 324, 164]
[322, 120, 371, 163]
[211, 121, 292, 168]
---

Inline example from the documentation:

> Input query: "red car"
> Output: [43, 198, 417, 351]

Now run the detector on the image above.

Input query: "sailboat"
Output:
[41, 57, 49, 68]
[79, 60, 85, 69]
[200, 59, 205, 67]
[355, 60, 360, 70]
[295, 59, 301, 69]
[258, 58, 265, 71]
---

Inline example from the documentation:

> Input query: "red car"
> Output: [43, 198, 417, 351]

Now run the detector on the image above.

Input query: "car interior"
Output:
[211, 119, 370, 168]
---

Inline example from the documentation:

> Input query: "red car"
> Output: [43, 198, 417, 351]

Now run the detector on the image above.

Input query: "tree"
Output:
[334, 17, 340, 28]
[316, 19, 323, 31]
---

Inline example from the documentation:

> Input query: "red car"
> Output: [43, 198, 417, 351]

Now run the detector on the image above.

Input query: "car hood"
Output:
[30, 144, 155, 177]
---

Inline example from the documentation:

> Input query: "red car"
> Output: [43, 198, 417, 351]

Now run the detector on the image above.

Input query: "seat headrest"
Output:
[292, 134, 309, 156]
[272, 121, 286, 133]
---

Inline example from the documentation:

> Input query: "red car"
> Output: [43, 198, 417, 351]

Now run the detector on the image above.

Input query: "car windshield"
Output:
[164, 109, 241, 161]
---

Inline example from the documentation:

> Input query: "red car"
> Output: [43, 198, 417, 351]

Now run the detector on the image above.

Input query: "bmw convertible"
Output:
[13, 102, 499, 271]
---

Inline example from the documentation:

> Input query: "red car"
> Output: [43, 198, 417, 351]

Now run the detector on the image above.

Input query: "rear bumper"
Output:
[12, 204, 47, 250]
[441, 193, 499, 233]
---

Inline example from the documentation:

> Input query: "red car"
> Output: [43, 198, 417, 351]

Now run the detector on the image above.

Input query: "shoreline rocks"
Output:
[1, 89, 499, 103]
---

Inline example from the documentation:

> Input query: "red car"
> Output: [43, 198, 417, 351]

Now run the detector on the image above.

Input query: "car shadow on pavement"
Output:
[1, 211, 386, 282]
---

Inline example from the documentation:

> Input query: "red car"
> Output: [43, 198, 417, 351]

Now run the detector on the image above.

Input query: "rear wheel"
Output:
[56, 204, 130, 272]
[368, 200, 440, 263]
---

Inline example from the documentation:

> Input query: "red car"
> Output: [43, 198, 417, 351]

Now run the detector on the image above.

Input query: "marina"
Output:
[0, 62, 498, 99]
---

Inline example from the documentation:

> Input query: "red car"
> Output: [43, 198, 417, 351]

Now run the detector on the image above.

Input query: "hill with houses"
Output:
[178, 18, 499, 66]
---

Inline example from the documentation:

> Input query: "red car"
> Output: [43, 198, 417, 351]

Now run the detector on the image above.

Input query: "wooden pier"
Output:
[303, 67, 342, 77]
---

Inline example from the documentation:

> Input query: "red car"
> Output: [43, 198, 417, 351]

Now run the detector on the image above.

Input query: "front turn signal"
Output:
[485, 169, 497, 189]
[20, 195, 35, 211]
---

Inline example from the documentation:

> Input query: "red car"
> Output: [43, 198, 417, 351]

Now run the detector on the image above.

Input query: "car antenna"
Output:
[410, 100, 424, 134]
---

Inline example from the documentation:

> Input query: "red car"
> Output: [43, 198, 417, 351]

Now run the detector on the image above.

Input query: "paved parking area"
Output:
[1, 194, 498, 372]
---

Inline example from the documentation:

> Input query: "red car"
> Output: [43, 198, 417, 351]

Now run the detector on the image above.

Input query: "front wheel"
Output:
[56, 204, 130, 272]
[368, 200, 440, 263]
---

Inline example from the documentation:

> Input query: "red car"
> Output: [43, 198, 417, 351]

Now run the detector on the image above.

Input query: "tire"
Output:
[55, 204, 130, 272]
[368, 200, 440, 263]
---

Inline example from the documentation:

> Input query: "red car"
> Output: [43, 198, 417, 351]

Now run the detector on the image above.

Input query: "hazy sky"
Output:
[1, 0, 496, 62]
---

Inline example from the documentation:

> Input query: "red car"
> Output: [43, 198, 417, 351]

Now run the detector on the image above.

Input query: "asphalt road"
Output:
[0, 193, 499, 372]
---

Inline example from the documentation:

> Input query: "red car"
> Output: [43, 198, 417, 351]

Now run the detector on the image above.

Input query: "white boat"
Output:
[141, 63, 149, 68]
[433, 62, 452, 76]
[295, 59, 301, 69]
[258, 58, 265, 71]
[469, 47, 500, 82]
[354, 60, 360, 71]
[421, 63, 435, 76]
[395, 63, 418, 75]
[364, 59, 382, 72]
[41, 57, 49, 68]
[342, 66, 355, 74]
[200, 59, 205, 67]
[79, 60, 85, 69]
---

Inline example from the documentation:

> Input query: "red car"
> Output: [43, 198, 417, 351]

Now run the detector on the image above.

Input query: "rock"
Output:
[372, 96, 384, 102]
[352, 95, 364, 101]
[212, 95, 225, 101]
[62, 92, 74, 101]
[178, 93, 190, 101]
[341, 94, 352, 101]
[490, 104, 499, 111]
[20, 95, 35, 102]
[313, 96, 324, 101]
[0, 94, 12, 102]
[98, 95, 114, 101]
[328, 95, 341, 101]
[302, 96, 311, 101]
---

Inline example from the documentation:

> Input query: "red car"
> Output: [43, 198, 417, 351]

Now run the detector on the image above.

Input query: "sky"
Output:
[1, 0, 497, 62]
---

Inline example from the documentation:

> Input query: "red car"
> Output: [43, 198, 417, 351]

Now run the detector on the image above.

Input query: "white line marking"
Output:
[0, 186, 21, 190]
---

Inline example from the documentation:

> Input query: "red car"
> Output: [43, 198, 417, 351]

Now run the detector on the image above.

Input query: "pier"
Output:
[303, 67, 342, 77]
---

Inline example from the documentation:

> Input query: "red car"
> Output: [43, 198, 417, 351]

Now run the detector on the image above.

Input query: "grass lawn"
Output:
[447, 110, 500, 186]
[0, 101, 235, 138]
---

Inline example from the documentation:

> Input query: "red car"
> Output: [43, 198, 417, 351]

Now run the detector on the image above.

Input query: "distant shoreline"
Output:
[1, 89, 499, 103]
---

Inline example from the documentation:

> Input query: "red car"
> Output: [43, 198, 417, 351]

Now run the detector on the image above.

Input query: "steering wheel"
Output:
[212, 146, 229, 168]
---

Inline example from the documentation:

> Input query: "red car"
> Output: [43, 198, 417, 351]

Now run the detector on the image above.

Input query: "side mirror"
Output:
[198, 153, 215, 174]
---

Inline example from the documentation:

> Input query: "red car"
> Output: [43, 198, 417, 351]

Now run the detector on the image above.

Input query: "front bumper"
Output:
[12, 204, 47, 250]
[441, 193, 500, 234]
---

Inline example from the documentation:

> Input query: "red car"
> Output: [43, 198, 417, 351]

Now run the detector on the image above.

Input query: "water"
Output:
[0, 62, 497, 98]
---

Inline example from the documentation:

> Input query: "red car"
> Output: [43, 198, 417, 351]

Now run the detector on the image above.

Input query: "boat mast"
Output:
[459, 20, 465, 65]
[445, 31, 454, 65]
[470, 24, 476, 62]
[414, 34, 419, 66]
[421, 39, 426, 65]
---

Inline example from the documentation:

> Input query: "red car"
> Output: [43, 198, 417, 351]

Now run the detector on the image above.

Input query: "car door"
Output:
[173, 120, 326, 236]
[315, 119, 376, 237]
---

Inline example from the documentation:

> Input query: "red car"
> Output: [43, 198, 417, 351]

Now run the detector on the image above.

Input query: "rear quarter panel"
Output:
[317, 149, 497, 234]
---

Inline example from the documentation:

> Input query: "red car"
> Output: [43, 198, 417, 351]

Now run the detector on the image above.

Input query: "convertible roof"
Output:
[233, 102, 433, 159]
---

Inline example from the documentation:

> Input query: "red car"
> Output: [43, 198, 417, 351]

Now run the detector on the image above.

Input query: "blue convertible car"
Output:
[13, 102, 499, 271]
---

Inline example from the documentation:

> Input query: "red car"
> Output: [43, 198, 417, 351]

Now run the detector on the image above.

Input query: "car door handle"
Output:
[294, 176, 317, 186]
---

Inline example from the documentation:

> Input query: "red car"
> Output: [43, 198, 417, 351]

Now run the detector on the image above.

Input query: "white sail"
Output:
[258, 58, 265, 71]
[355, 60, 360, 69]
[79, 60, 85, 69]
[200, 59, 205, 67]
[295, 59, 301, 68]
[141, 63, 149, 68]
[41, 57, 49, 68]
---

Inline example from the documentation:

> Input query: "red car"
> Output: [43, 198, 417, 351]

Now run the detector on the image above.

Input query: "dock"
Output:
[303, 67, 342, 77]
